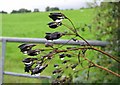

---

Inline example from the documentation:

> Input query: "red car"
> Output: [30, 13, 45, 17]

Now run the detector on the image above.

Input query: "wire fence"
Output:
[0, 37, 109, 84]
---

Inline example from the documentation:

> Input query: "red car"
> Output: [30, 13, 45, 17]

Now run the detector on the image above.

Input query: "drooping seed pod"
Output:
[27, 49, 40, 56]
[66, 54, 72, 58]
[31, 64, 48, 75]
[22, 58, 38, 73]
[52, 68, 62, 74]
[22, 58, 38, 63]
[62, 60, 70, 64]
[48, 22, 62, 28]
[71, 63, 78, 70]
[49, 12, 67, 21]
[24, 63, 34, 73]
[45, 32, 63, 40]
[54, 64, 59, 68]
[45, 42, 53, 47]
[59, 54, 66, 60]
[18, 43, 36, 54]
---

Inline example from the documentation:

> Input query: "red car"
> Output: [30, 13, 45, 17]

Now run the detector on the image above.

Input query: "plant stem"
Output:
[76, 33, 91, 46]
[67, 18, 77, 33]
[62, 23, 75, 33]
[55, 48, 120, 77]
[56, 47, 120, 63]
[84, 57, 120, 77]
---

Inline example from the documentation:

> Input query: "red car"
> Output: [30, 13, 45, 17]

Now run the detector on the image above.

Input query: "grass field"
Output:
[2, 8, 100, 83]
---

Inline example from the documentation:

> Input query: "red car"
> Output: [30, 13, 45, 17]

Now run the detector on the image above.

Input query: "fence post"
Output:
[1, 39, 6, 84]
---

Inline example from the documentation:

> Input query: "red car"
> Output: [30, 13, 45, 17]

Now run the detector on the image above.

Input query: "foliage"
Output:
[94, 2, 120, 56]
[92, 2, 120, 83]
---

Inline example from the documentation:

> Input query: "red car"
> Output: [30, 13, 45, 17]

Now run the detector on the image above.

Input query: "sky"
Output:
[0, 0, 102, 13]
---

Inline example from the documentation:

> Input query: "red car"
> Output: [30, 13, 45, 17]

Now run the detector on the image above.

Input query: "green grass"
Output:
[2, 8, 99, 83]
[2, 9, 95, 39]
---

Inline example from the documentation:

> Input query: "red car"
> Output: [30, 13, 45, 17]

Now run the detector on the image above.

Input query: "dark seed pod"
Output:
[45, 32, 63, 40]
[57, 74, 62, 79]
[66, 54, 72, 58]
[22, 58, 38, 73]
[27, 49, 40, 56]
[24, 63, 34, 73]
[52, 69, 62, 74]
[54, 64, 59, 68]
[62, 60, 70, 64]
[71, 63, 78, 70]
[49, 12, 67, 21]
[48, 22, 62, 28]
[31, 64, 48, 75]
[52, 79, 60, 85]
[22, 58, 38, 63]
[45, 42, 53, 47]
[59, 54, 66, 58]
[18, 43, 36, 54]
[66, 66, 69, 69]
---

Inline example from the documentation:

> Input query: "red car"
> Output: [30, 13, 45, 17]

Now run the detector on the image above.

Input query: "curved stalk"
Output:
[66, 17, 77, 33]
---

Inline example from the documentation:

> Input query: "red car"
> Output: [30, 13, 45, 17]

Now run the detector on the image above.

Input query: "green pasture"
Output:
[2, 8, 106, 83]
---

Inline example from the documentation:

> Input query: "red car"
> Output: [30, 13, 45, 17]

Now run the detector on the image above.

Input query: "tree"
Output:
[33, 8, 39, 12]
[18, 8, 31, 13]
[11, 10, 18, 14]
[0, 11, 7, 14]
[45, 6, 50, 11]
[45, 6, 60, 11]
[50, 7, 59, 11]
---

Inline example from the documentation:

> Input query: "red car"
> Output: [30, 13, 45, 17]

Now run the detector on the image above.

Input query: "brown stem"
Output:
[84, 57, 120, 77]
[56, 47, 120, 63]
[76, 34, 91, 46]
[44, 48, 120, 78]
[90, 47, 120, 63]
